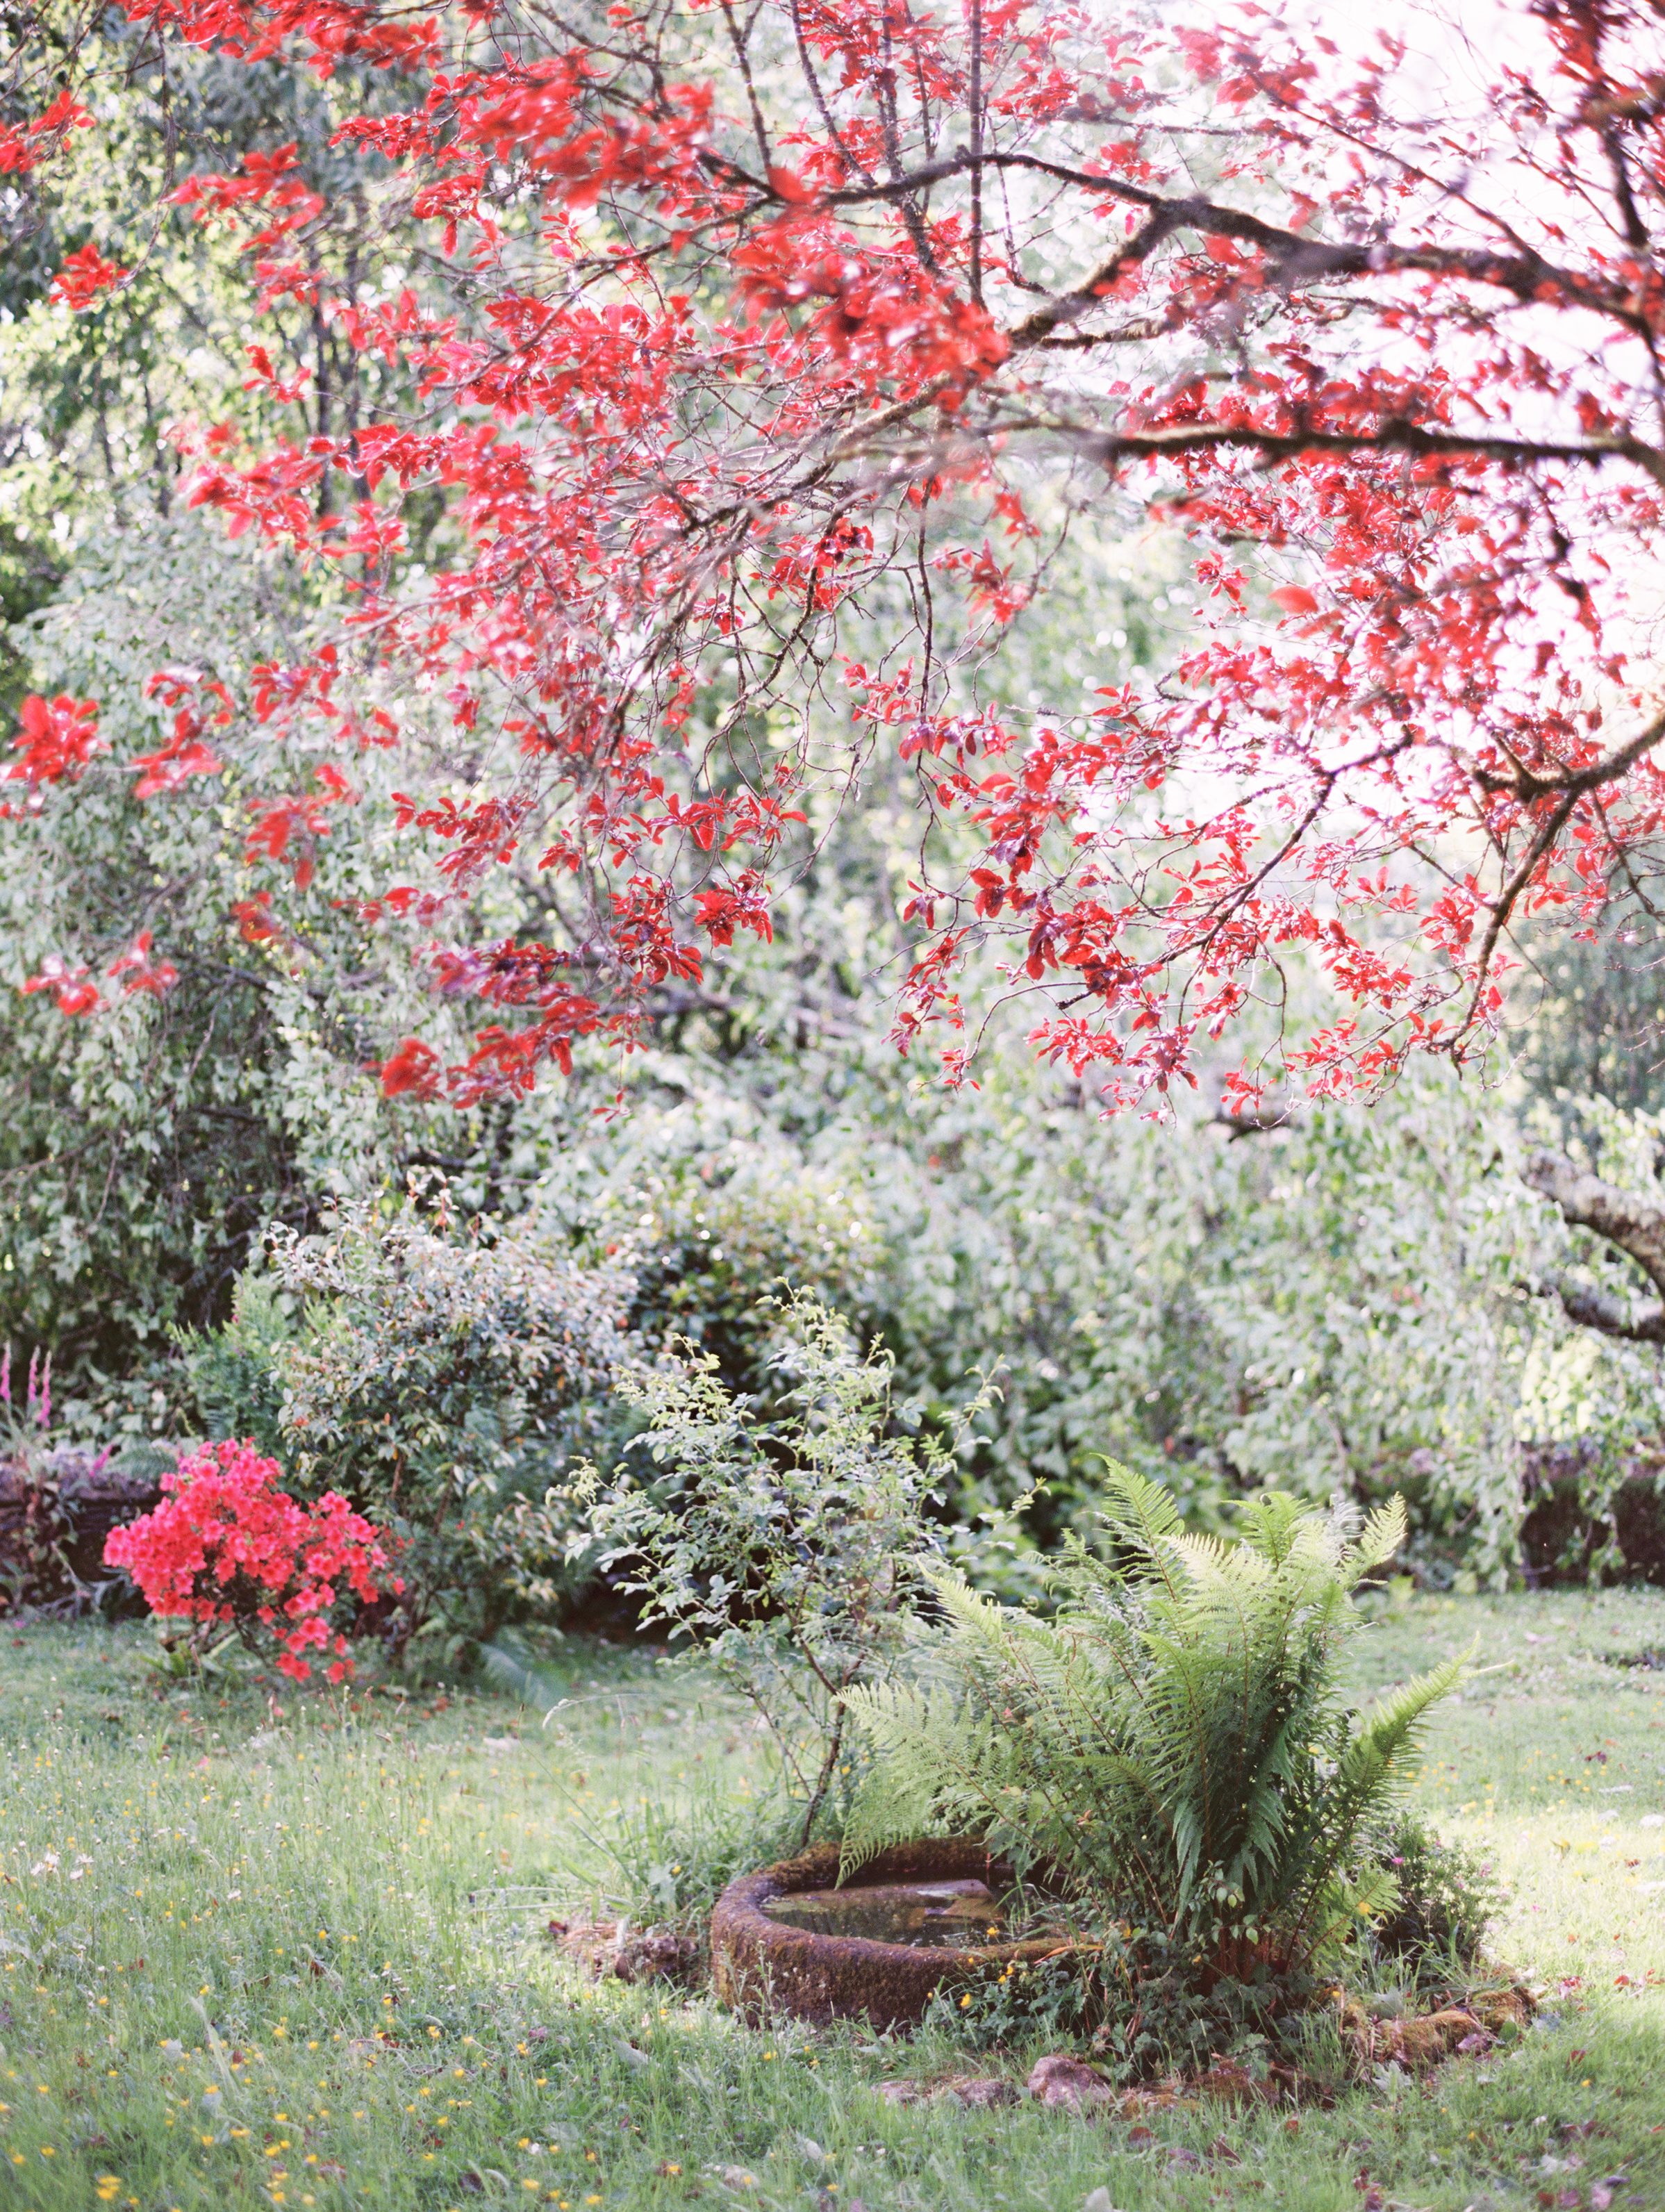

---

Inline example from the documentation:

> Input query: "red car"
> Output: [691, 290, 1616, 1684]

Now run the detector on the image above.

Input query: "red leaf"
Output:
[379, 1037, 442, 1100]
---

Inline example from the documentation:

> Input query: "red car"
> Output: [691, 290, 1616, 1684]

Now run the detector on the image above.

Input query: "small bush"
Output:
[181, 1189, 631, 1654]
[584, 1293, 987, 1849]
[619, 1162, 880, 1408]
[531, 1120, 886, 1421]
[1367, 1810, 1505, 1982]
[103, 1439, 399, 1681]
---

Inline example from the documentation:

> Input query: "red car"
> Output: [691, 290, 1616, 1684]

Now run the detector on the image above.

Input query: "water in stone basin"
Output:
[759, 1877, 1004, 1950]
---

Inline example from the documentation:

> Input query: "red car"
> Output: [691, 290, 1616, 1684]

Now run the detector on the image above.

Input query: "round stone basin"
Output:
[711, 1839, 1074, 2029]
[760, 1875, 1003, 1949]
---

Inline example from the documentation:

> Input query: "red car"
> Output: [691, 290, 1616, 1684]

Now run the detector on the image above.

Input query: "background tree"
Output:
[5, 0, 1665, 1587]
[9, 0, 1662, 1112]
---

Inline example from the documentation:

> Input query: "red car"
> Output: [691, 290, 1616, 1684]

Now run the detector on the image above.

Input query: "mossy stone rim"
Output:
[709, 1838, 1074, 2030]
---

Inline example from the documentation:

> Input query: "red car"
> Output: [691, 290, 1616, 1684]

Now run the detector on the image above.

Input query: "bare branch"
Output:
[1064, 415, 1665, 493]
[1533, 1271, 1665, 1344]
[1213, 1106, 1293, 1139]
[1523, 1147, 1665, 1301]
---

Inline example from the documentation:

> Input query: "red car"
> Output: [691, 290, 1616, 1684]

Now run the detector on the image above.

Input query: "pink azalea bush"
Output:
[104, 1439, 400, 1682]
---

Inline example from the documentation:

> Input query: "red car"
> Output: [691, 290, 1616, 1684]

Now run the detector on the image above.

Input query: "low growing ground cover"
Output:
[2, 1590, 1664, 2212]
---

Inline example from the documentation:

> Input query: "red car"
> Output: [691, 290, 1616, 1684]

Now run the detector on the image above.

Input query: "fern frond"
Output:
[1347, 1640, 1475, 1799]
[1307, 1863, 1401, 1966]
[839, 1680, 997, 1876]
[1352, 1496, 1409, 1580]
[1095, 1460, 1184, 1544]
[1289, 1640, 1474, 1933]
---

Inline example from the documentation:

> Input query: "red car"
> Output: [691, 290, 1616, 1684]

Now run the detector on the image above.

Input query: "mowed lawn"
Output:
[3, 1589, 1664, 2212]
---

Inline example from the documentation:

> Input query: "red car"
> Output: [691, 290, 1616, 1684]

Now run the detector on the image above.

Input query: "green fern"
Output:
[842, 1468, 1468, 1978]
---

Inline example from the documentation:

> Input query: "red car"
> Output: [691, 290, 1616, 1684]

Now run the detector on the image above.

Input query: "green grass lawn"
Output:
[3, 1588, 1664, 2212]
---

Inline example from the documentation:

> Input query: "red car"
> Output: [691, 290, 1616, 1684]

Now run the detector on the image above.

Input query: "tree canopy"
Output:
[3, 0, 1662, 1114]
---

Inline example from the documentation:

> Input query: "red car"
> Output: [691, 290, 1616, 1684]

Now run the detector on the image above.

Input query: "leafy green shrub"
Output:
[583, 1294, 986, 1849]
[183, 1276, 292, 1465]
[1366, 1810, 1505, 1984]
[850, 1066, 1558, 1590]
[843, 1471, 1466, 1993]
[529, 1109, 884, 1410]
[623, 1164, 879, 1408]
[182, 1190, 631, 1656]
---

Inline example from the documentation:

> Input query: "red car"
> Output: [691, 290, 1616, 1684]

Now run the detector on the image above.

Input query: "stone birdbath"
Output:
[711, 1839, 1074, 2030]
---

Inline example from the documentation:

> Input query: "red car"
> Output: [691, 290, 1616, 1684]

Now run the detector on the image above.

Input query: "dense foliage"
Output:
[1367, 1808, 1507, 1989]
[534, 1055, 1662, 1590]
[181, 1191, 631, 1649]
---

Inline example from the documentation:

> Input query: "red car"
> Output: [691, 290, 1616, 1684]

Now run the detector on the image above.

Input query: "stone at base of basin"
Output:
[878, 2074, 1022, 2109]
[710, 1839, 1074, 2031]
[1337, 1984, 1534, 2072]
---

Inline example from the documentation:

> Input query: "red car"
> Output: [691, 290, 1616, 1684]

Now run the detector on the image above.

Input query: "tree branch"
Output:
[1523, 1146, 1665, 1302]
[802, 148, 1648, 342]
[1063, 414, 1665, 492]
[1534, 1271, 1665, 1344]
[1212, 1106, 1293, 1139]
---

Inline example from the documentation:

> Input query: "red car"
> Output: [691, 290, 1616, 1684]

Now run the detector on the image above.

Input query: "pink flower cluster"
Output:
[104, 1439, 400, 1683]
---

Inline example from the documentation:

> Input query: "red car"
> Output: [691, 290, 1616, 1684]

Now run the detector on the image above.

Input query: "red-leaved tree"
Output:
[8, 0, 1665, 1118]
